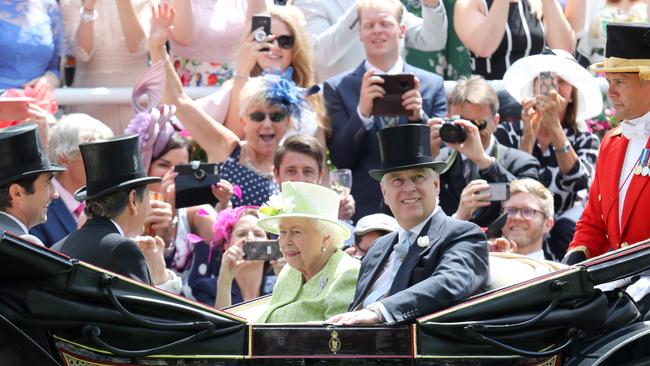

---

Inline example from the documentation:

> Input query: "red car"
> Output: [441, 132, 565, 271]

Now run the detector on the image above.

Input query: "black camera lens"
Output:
[439, 122, 467, 143]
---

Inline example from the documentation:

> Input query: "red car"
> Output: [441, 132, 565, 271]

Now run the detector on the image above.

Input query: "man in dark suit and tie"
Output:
[429, 76, 540, 227]
[328, 124, 489, 325]
[52, 135, 173, 288]
[0, 124, 65, 245]
[324, 0, 447, 222]
[30, 114, 114, 246]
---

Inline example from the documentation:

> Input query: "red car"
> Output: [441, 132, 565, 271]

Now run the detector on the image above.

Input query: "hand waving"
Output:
[149, 2, 176, 49]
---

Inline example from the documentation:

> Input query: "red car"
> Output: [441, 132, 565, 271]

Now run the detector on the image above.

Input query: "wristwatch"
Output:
[555, 140, 571, 154]
[366, 304, 386, 323]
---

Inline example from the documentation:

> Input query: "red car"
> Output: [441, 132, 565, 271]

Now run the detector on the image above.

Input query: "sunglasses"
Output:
[272, 35, 295, 49]
[248, 111, 287, 123]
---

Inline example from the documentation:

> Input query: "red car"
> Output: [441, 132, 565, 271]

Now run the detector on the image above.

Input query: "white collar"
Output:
[625, 110, 650, 126]
[621, 111, 650, 140]
[526, 249, 546, 261]
[364, 57, 405, 74]
[110, 219, 125, 236]
[0, 211, 29, 233]
[397, 206, 439, 242]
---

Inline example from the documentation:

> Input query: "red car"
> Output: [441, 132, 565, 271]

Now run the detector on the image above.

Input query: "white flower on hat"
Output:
[417, 236, 430, 248]
[258, 194, 295, 218]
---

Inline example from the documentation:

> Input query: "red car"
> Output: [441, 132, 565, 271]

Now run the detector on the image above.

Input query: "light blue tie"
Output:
[363, 231, 413, 306]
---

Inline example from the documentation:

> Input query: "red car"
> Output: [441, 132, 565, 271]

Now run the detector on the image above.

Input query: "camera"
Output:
[439, 118, 467, 144]
[254, 29, 267, 42]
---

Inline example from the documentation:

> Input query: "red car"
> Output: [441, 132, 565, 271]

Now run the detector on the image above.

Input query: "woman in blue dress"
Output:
[0, 0, 62, 90]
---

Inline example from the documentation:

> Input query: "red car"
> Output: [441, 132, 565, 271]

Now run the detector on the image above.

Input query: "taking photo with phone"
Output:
[371, 73, 416, 117]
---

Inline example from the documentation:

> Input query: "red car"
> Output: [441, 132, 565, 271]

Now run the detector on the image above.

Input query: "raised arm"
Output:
[541, 0, 575, 52]
[403, 0, 448, 52]
[454, 0, 510, 57]
[170, 0, 198, 46]
[116, 0, 148, 54]
[149, 3, 239, 163]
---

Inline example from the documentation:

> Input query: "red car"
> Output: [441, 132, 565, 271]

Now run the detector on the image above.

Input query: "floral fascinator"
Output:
[262, 67, 320, 118]
[125, 60, 180, 170]
[212, 205, 260, 249]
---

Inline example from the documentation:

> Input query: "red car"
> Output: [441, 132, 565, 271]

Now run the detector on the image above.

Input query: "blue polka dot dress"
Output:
[219, 145, 279, 207]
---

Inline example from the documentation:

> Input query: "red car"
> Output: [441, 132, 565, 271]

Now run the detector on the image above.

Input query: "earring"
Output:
[321, 247, 327, 252]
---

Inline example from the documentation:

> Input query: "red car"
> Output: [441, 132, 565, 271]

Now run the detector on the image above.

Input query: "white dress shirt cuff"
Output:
[372, 301, 396, 324]
[357, 106, 375, 130]
[155, 269, 183, 294]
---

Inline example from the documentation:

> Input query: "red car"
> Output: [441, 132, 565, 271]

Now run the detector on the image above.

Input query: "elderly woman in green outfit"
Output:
[256, 181, 360, 323]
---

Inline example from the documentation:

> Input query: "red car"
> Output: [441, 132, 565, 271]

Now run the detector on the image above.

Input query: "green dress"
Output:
[257, 250, 360, 323]
[401, 0, 471, 80]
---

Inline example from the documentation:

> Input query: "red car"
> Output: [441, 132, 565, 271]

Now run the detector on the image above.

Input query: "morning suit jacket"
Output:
[30, 198, 77, 247]
[325, 61, 447, 221]
[51, 218, 152, 284]
[349, 209, 489, 323]
[0, 211, 45, 245]
[568, 127, 650, 262]
[436, 141, 540, 227]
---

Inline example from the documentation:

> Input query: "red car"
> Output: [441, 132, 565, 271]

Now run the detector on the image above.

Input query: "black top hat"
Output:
[369, 124, 446, 181]
[590, 23, 650, 78]
[74, 134, 161, 201]
[0, 123, 65, 187]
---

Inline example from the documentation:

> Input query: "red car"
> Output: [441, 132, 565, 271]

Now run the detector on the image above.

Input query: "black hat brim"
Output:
[74, 176, 162, 201]
[0, 163, 67, 187]
[368, 161, 447, 181]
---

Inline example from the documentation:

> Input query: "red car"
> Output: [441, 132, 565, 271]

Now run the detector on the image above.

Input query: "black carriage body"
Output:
[1, 232, 650, 365]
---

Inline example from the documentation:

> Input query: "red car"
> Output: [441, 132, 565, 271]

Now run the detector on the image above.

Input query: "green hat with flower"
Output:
[257, 181, 351, 240]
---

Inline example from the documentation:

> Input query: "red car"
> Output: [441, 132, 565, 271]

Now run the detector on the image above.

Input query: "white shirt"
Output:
[526, 249, 545, 261]
[110, 219, 125, 236]
[367, 207, 439, 323]
[618, 111, 650, 228]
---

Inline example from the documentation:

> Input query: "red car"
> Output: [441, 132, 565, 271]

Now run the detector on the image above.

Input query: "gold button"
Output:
[605, 234, 609, 239]
[598, 194, 602, 202]
[621, 242, 629, 248]
[601, 215, 605, 221]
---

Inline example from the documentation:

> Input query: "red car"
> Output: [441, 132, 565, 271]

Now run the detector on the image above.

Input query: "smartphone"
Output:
[487, 182, 510, 202]
[485, 212, 508, 239]
[252, 14, 272, 51]
[371, 74, 416, 117]
[537, 71, 557, 96]
[243, 240, 281, 261]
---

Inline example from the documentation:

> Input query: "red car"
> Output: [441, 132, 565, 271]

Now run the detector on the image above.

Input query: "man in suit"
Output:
[0, 124, 65, 245]
[488, 179, 555, 261]
[565, 24, 650, 264]
[328, 124, 489, 325]
[324, 0, 447, 222]
[429, 76, 540, 227]
[52, 135, 175, 288]
[293, 0, 447, 82]
[30, 114, 114, 246]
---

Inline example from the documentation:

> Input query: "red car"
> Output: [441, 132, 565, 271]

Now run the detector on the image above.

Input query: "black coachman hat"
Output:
[74, 134, 161, 201]
[368, 124, 446, 181]
[0, 123, 65, 187]
[590, 23, 650, 80]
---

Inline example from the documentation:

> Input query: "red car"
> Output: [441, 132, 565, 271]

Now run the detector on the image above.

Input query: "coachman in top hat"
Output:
[52, 135, 175, 287]
[565, 24, 650, 264]
[0, 124, 65, 245]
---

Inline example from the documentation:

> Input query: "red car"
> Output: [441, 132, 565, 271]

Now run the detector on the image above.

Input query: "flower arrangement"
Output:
[585, 108, 620, 139]
[258, 194, 296, 219]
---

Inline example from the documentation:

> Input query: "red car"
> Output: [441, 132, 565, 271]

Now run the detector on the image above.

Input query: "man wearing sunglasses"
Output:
[430, 76, 540, 228]
[488, 179, 555, 261]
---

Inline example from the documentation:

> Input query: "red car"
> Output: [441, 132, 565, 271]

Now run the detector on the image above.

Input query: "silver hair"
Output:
[48, 114, 113, 163]
[239, 77, 272, 118]
[315, 220, 347, 249]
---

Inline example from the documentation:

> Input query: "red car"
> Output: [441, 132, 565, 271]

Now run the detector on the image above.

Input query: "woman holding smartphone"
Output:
[495, 49, 602, 260]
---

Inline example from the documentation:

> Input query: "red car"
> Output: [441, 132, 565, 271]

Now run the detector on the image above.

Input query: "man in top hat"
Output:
[0, 124, 65, 245]
[565, 23, 650, 265]
[52, 135, 174, 288]
[328, 124, 489, 325]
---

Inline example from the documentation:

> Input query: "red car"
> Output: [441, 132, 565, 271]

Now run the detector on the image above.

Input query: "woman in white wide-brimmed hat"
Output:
[495, 49, 603, 260]
[255, 181, 360, 323]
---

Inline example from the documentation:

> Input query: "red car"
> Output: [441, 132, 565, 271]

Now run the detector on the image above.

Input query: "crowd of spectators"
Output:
[2, 0, 650, 322]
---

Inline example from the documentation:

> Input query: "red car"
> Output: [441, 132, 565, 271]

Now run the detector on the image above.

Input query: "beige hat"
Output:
[354, 214, 398, 236]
